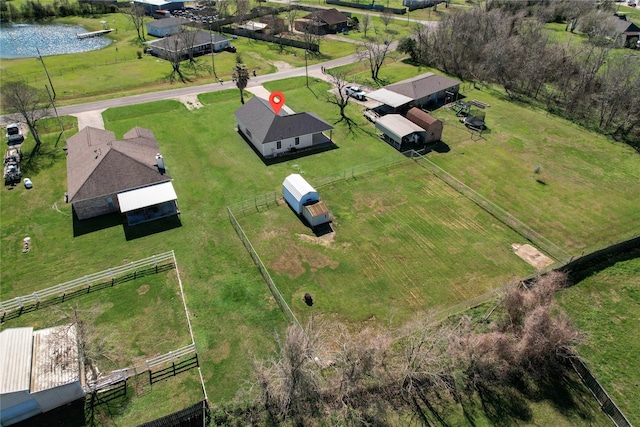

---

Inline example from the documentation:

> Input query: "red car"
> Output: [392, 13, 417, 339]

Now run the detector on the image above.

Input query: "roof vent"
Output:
[156, 153, 165, 174]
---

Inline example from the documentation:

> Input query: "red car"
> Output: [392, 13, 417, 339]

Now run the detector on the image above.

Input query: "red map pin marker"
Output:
[269, 91, 285, 115]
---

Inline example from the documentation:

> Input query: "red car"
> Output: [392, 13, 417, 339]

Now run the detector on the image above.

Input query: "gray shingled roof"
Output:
[612, 17, 640, 34]
[66, 127, 170, 202]
[385, 73, 461, 101]
[146, 17, 189, 29]
[234, 97, 333, 144]
[303, 8, 350, 25]
[147, 31, 230, 51]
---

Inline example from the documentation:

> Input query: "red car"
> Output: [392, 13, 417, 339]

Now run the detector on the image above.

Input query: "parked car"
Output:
[6, 123, 24, 144]
[224, 45, 236, 52]
[345, 86, 367, 101]
[23, 178, 32, 189]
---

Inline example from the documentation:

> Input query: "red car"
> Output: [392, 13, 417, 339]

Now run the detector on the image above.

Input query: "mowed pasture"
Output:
[557, 254, 640, 425]
[423, 86, 640, 255]
[238, 160, 536, 325]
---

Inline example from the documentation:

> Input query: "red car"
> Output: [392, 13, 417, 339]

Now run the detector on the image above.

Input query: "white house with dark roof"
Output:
[1, 325, 85, 426]
[66, 126, 179, 224]
[146, 17, 189, 37]
[234, 97, 334, 158]
[145, 30, 232, 59]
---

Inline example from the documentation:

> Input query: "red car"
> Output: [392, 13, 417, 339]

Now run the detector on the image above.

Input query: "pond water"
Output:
[0, 23, 112, 59]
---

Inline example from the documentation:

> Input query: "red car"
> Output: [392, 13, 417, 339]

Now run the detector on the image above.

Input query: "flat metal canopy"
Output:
[366, 89, 413, 108]
[117, 182, 177, 213]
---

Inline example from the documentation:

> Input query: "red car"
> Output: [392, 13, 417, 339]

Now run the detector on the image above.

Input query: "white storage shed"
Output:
[283, 174, 319, 215]
[283, 174, 331, 228]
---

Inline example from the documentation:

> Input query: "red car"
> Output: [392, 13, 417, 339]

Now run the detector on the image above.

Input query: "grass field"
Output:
[1, 64, 638, 424]
[557, 254, 640, 425]
[238, 160, 536, 325]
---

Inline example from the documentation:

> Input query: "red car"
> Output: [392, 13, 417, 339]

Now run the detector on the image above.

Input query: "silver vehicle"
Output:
[345, 86, 367, 101]
[6, 123, 24, 144]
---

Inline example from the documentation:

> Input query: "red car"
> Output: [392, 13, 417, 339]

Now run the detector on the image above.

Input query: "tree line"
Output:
[398, 2, 640, 148]
[0, 0, 119, 22]
[214, 272, 585, 425]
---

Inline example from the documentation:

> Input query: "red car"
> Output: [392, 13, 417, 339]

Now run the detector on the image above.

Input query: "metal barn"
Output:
[375, 114, 427, 150]
[1, 325, 85, 426]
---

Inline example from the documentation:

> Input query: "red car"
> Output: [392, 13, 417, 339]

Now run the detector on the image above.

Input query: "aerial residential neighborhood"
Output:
[1, 0, 639, 426]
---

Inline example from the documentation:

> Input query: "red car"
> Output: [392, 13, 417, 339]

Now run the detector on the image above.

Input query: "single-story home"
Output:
[234, 96, 334, 159]
[132, 0, 184, 15]
[1, 325, 85, 426]
[146, 17, 189, 37]
[145, 30, 232, 59]
[295, 8, 350, 34]
[405, 107, 443, 143]
[66, 126, 179, 225]
[381, 72, 460, 109]
[375, 114, 426, 151]
[611, 14, 640, 47]
[283, 173, 330, 228]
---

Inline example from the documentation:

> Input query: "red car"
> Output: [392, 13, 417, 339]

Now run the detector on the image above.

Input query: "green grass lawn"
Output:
[426, 86, 640, 255]
[0, 13, 358, 109]
[557, 254, 640, 426]
[1, 68, 637, 425]
[238, 160, 536, 325]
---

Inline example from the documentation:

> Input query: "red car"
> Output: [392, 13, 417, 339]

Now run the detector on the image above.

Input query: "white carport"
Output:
[366, 89, 413, 109]
[375, 114, 426, 150]
[117, 182, 179, 225]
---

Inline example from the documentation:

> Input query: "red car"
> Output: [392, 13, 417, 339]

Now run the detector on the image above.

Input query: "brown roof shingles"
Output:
[66, 126, 169, 202]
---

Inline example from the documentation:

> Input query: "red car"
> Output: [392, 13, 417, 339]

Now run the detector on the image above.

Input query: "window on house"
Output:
[295, 137, 300, 145]
[246, 128, 252, 138]
[276, 141, 281, 149]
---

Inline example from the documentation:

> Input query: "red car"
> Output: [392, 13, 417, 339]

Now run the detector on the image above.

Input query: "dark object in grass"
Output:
[536, 179, 547, 185]
[304, 293, 313, 306]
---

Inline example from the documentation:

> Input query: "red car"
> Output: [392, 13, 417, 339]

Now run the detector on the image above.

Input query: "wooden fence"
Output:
[0, 251, 176, 322]
[147, 344, 199, 385]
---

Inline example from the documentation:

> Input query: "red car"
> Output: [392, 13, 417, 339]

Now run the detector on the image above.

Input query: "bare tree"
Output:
[285, 5, 298, 33]
[232, 53, 249, 104]
[2, 80, 49, 153]
[181, 27, 198, 62]
[165, 35, 188, 83]
[357, 32, 394, 81]
[128, 3, 146, 41]
[235, 0, 250, 26]
[360, 13, 371, 38]
[325, 69, 354, 127]
[380, 8, 393, 32]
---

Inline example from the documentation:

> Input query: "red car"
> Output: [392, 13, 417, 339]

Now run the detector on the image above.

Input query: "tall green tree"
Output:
[232, 54, 249, 104]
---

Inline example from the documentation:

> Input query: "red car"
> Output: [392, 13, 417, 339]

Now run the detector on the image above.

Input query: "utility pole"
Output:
[45, 85, 66, 147]
[36, 47, 56, 100]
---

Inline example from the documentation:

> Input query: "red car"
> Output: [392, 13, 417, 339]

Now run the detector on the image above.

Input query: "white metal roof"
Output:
[376, 114, 426, 140]
[117, 181, 177, 213]
[0, 327, 34, 394]
[238, 21, 268, 31]
[134, 0, 171, 6]
[31, 325, 80, 393]
[365, 89, 413, 108]
[283, 174, 317, 202]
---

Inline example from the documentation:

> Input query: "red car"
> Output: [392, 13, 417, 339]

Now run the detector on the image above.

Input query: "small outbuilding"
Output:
[283, 174, 330, 228]
[146, 17, 189, 37]
[405, 107, 443, 143]
[375, 114, 427, 151]
[1, 325, 85, 426]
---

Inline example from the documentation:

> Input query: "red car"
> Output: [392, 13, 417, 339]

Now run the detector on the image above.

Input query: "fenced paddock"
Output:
[234, 159, 538, 325]
[0, 251, 176, 322]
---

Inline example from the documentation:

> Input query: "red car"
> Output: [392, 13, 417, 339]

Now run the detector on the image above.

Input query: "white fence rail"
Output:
[146, 343, 197, 370]
[1, 251, 176, 320]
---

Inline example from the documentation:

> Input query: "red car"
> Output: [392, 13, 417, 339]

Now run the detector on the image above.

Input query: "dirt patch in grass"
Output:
[211, 340, 231, 363]
[297, 231, 336, 247]
[137, 284, 150, 295]
[511, 243, 555, 270]
[272, 61, 294, 71]
[269, 235, 339, 279]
